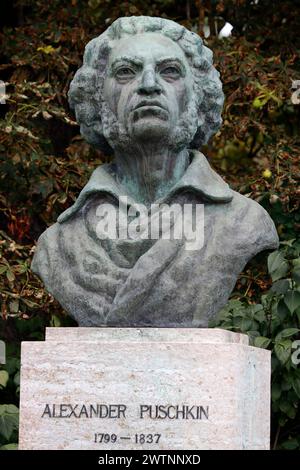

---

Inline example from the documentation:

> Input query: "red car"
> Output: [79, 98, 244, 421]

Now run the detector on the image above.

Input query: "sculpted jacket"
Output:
[31, 151, 279, 327]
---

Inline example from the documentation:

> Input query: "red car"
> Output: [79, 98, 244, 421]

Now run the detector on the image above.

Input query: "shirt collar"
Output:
[57, 150, 233, 224]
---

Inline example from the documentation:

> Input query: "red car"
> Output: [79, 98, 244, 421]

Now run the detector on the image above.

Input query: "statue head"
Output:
[68, 16, 224, 154]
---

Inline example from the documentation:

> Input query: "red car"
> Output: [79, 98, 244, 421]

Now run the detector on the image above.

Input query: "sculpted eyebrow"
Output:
[156, 57, 186, 73]
[110, 56, 186, 72]
[111, 57, 143, 69]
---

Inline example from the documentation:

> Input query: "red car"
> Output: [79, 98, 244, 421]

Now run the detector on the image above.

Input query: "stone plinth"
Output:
[19, 328, 270, 450]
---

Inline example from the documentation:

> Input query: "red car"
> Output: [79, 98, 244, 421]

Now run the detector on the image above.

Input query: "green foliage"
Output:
[211, 241, 300, 449]
[0, 341, 20, 448]
[0, 405, 19, 443]
[0, 0, 299, 450]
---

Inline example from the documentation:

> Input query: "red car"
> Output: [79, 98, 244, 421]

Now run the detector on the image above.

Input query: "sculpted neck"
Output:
[113, 143, 189, 206]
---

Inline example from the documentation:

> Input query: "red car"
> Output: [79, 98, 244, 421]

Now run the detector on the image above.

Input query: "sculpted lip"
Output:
[134, 101, 167, 111]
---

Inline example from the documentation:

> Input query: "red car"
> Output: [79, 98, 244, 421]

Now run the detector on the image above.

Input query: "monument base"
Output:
[19, 328, 270, 450]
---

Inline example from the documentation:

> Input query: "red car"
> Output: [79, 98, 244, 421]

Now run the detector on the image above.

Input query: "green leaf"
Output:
[281, 438, 299, 450]
[276, 299, 290, 321]
[271, 382, 281, 401]
[0, 370, 9, 388]
[286, 405, 297, 419]
[247, 330, 260, 345]
[0, 443, 18, 450]
[249, 305, 266, 322]
[275, 328, 300, 341]
[50, 314, 61, 327]
[254, 336, 271, 349]
[292, 267, 300, 285]
[271, 354, 280, 373]
[248, 304, 262, 314]
[228, 299, 244, 310]
[252, 96, 268, 108]
[3, 357, 20, 375]
[270, 279, 290, 294]
[6, 269, 15, 282]
[279, 401, 296, 419]
[0, 405, 19, 440]
[268, 251, 289, 282]
[292, 258, 300, 267]
[284, 290, 300, 314]
[281, 380, 292, 391]
[279, 401, 290, 414]
[274, 339, 292, 364]
[280, 239, 296, 247]
[0, 265, 7, 275]
[240, 317, 254, 332]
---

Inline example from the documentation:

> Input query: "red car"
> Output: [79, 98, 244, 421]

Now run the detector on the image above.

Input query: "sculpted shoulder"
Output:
[31, 222, 61, 288]
[226, 189, 279, 258]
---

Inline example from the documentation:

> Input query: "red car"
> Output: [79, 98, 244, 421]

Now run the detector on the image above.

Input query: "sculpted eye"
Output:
[160, 66, 181, 80]
[115, 67, 136, 81]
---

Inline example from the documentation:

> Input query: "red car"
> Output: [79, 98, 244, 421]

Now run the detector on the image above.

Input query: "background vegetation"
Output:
[0, 0, 299, 449]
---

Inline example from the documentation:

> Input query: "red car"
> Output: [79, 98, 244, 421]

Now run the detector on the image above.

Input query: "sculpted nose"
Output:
[138, 69, 162, 95]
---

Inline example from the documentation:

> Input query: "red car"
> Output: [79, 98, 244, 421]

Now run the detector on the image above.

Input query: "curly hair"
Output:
[68, 16, 224, 153]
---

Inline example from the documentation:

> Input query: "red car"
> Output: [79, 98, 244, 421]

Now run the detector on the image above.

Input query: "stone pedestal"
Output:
[19, 328, 270, 450]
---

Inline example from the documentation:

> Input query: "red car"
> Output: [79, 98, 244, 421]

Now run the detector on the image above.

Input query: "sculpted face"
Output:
[103, 33, 194, 143]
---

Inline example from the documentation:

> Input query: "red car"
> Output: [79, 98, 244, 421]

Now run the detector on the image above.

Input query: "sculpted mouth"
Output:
[134, 101, 167, 111]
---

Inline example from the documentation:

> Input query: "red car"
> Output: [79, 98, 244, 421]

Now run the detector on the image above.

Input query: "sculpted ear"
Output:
[68, 65, 113, 154]
[68, 66, 97, 109]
